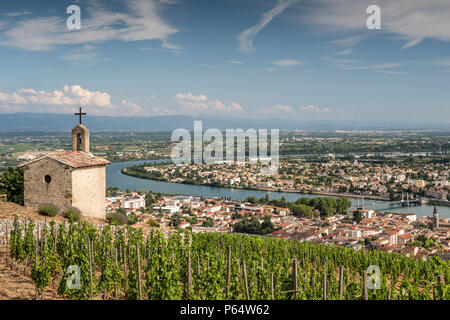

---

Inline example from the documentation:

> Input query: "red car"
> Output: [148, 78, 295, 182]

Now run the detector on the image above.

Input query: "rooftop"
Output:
[21, 151, 110, 168]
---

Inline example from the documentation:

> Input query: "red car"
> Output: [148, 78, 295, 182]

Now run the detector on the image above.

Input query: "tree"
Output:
[169, 214, 182, 227]
[261, 215, 275, 234]
[202, 218, 214, 227]
[145, 193, 155, 207]
[290, 203, 313, 217]
[353, 211, 363, 223]
[128, 213, 138, 225]
[187, 215, 198, 225]
[0, 167, 24, 205]
[147, 218, 159, 227]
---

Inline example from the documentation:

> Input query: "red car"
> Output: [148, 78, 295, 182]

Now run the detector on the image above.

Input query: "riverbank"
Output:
[121, 166, 390, 201]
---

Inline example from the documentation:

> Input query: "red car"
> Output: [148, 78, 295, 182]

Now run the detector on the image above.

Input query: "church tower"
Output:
[21, 107, 110, 220]
[432, 204, 439, 230]
[72, 107, 90, 153]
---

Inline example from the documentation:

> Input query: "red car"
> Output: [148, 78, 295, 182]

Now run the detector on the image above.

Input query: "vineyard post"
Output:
[323, 273, 327, 300]
[123, 243, 128, 293]
[54, 229, 57, 252]
[114, 247, 118, 300]
[197, 255, 200, 293]
[293, 259, 298, 299]
[270, 273, 274, 300]
[4, 224, 7, 267]
[437, 275, 445, 300]
[226, 245, 231, 299]
[40, 224, 43, 251]
[87, 234, 93, 300]
[363, 271, 368, 300]
[339, 266, 344, 299]
[187, 250, 192, 300]
[44, 221, 47, 250]
[136, 242, 142, 300]
[387, 286, 391, 300]
[243, 261, 250, 300]
[34, 235, 38, 299]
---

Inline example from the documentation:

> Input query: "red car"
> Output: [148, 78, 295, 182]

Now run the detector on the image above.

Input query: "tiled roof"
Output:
[21, 151, 110, 168]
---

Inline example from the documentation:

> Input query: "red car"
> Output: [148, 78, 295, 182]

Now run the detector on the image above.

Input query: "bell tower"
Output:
[72, 107, 90, 153]
[432, 204, 439, 230]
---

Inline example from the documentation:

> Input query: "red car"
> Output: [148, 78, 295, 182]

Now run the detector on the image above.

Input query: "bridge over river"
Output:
[357, 199, 424, 211]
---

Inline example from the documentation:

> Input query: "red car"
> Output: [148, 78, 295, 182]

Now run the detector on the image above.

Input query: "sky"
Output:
[0, 0, 450, 123]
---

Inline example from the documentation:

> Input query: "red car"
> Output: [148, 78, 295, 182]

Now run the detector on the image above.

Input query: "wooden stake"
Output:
[271, 273, 274, 300]
[363, 271, 368, 300]
[339, 266, 344, 298]
[387, 287, 391, 300]
[136, 242, 142, 300]
[35, 236, 38, 300]
[187, 250, 192, 300]
[123, 243, 128, 293]
[55, 228, 58, 252]
[197, 255, 200, 292]
[243, 261, 250, 300]
[115, 248, 118, 300]
[323, 273, 327, 300]
[293, 259, 298, 298]
[86, 234, 93, 299]
[226, 245, 231, 298]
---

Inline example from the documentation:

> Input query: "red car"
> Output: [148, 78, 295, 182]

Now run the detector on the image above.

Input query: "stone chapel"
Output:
[20, 108, 110, 220]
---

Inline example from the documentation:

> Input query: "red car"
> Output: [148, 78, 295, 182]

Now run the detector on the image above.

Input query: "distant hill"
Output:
[0, 112, 449, 132]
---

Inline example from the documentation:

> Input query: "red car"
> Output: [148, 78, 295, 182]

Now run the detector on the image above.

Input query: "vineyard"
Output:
[2, 216, 449, 300]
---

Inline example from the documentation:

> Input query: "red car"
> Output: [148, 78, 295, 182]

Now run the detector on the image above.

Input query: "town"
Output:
[123, 156, 449, 202]
[106, 189, 450, 262]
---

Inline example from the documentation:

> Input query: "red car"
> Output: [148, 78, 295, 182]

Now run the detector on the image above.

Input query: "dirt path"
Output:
[0, 244, 60, 300]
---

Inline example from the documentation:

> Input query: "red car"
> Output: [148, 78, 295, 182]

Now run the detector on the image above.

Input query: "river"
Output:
[106, 160, 450, 218]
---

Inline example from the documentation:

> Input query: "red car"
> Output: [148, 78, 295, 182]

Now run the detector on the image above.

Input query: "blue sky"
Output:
[0, 0, 449, 123]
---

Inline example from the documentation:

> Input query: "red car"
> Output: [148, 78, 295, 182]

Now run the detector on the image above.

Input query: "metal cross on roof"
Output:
[74, 107, 87, 124]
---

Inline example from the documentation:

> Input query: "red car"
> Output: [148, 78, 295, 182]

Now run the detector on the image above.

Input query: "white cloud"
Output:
[272, 59, 304, 67]
[329, 36, 363, 48]
[262, 105, 294, 113]
[4, 11, 32, 18]
[121, 99, 143, 114]
[237, 0, 301, 53]
[299, 105, 330, 113]
[228, 60, 244, 65]
[0, 0, 178, 51]
[264, 58, 304, 71]
[340, 63, 401, 70]
[376, 70, 408, 75]
[200, 64, 218, 70]
[173, 92, 243, 114]
[60, 45, 109, 66]
[303, 0, 450, 49]
[335, 49, 352, 55]
[0, 85, 145, 114]
[263, 66, 278, 72]
[175, 93, 208, 102]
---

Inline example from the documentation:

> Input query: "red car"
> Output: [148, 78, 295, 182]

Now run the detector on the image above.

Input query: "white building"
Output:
[153, 206, 181, 214]
[121, 196, 146, 210]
